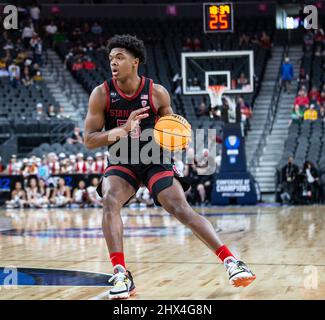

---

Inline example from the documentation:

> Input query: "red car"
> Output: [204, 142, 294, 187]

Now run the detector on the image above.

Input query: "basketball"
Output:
[153, 114, 191, 151]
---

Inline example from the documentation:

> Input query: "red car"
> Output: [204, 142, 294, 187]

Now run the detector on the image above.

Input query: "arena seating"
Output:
[54, 17, 274, 132]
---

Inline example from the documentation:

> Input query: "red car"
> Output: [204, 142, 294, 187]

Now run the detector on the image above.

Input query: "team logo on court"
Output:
[0, 267, 113, 287]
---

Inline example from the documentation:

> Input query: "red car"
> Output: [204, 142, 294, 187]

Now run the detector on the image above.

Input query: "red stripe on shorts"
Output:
[147, 171, 173, 193]
[105, 166, 139, 184]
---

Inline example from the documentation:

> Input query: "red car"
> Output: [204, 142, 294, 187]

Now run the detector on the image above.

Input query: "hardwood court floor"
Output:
[0, 205, 324, 300]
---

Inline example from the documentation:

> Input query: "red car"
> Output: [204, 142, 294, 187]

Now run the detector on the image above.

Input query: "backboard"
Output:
[181, 50, 254, 95]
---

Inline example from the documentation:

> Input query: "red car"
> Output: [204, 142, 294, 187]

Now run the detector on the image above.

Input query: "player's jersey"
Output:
[103, 76, 162, 165]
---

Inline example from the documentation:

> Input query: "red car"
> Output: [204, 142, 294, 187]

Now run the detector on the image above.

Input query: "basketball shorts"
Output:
[96, 163, 191, 206]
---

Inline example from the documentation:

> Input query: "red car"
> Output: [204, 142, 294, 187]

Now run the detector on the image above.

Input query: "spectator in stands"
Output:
[86, 156, 95, 173]
[195, 149, 215, 205]
[15, 38, 24, 53]
[34, 103, 46, 121]
[239, 33, 250, 49]
[26, 177, 42, 208]
[23, 159, 38, 177]
[29, 3, 41, 30]
[304, 103, 318, 121]
[47, 152, 60, 175]
[56, 105, 70, 120]
[0, 58, 9, 77]
[294, 89, 309, 111]
[237, 72, 248, 89]
[67, 126, 83, 145]
[22, 66, 33, 87]
[45, 20, 58, 47]
[87, 177, 102, 208]
[319, 91, 325, 107]
[72, 58, 84, 72]
[251, 34, 260, 48]
[5, 181, 26, 209]
[0, 157, 4, 173]
[238, 96, 252, 132]
[303, 30, 314, 52]
[59, 157, 70, 174]
[21, 20, 34, 48]
[75, 153, 87, 174]
[319, 105, 325, 121]
[281, 57, 294, 93]
[91, 22, 103, 35]
[182, 37, 193, 51]
[5, 155, 21, 175]
[38, 157, 50, 181]
[290, 104, 304, 125]
[8, 60, 21, 88]
[50, 177, 71, 208]
[280, 156, 299, 204]
[37, 178, 51, 208]
[314, 29, 325, 57]
[30, 34, 43, 66]
[83, 57, 96, 70]
[193, 38, 202, 51]
[196, 101, 208, 117]
[82, 22, 91, 35]
[308, 86, 320, 105]
[32, 70, 43, 82]
[71, 27, 82, 42]
[301, 161, 320, 204]
[68, 154, 77, 173]
[94, 152, 105, 173]
[3, 38, 14, 51]
[47, 104, 57, 118]
[209, 104, 221, 120]
[260, 31, 272, 57]
[297, 68, 309, 88]
[72, 180, 89, 208]
[20, 158, 29, 174]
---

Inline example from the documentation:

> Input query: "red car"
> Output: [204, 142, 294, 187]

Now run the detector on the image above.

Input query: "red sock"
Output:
[215, 245, 236, 263]
[109, 252, 126, 270]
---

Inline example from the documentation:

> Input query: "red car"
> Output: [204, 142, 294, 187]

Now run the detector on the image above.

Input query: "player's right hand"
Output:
[122, 106, 150, 133]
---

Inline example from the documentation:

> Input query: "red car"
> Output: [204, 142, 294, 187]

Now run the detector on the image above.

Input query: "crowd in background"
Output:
[1, 147, 221, 209]
[281, 29, 325, 125]
[280, 156, 321, 205]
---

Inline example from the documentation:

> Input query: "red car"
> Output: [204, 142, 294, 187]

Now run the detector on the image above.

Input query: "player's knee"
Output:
[102, 194, 120, 216]
[168, 202, 193, 225]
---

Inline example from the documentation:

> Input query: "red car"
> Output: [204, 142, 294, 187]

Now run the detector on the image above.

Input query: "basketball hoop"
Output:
[207, 85, 227, 108]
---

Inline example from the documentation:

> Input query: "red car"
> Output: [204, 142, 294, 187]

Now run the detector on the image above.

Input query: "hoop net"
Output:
[207, 85, 227, 108]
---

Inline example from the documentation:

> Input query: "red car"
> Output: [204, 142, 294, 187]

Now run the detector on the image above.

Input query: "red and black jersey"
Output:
[103, 76, 160, 164]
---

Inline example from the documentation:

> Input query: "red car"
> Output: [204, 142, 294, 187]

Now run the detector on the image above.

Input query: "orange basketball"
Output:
[153, 114, 191, 151]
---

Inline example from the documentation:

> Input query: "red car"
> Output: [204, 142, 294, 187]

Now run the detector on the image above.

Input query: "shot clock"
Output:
[203, 3, 234, 33]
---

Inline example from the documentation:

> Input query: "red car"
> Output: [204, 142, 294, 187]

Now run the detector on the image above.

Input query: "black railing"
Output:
[248, 45, 287, 172]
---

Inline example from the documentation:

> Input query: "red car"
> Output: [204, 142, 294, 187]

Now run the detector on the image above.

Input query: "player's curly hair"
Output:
[107, 34, 146, 64]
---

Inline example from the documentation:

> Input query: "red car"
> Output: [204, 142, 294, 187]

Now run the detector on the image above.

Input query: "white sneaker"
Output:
[224, 257, 256, 287]
[108, 265, 136, 299]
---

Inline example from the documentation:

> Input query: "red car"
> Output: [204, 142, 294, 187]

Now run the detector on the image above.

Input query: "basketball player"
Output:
[84, 34, 256, 299]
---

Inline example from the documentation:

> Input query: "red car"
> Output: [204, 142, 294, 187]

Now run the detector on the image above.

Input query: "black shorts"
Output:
[96, 163, 191, 206]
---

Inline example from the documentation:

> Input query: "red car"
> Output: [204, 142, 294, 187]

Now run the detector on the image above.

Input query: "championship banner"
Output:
[211, 123, 258, 205]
